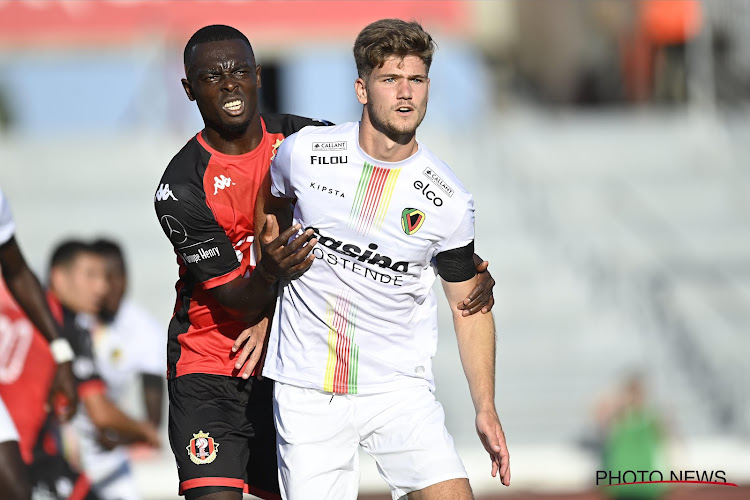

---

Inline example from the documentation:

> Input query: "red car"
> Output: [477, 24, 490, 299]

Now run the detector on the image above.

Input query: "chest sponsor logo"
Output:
[160, 215, 188, 244]
[422, 167, 454, 197]
[311, 155, 348, 165]
[313, 141, 347, 151]
[213, 175, 235, 195]
[413, 180, 443, 207]
[181, 246, 221, 264]
[401, 208, 425, 235]
[186, 431, 219, 465]
[308, 227, 408, 286]
[154, 183, 178, 202]
[310, 182, 345, 198]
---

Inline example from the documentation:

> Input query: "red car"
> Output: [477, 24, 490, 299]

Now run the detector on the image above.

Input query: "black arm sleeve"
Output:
[435, 241, 476, 282]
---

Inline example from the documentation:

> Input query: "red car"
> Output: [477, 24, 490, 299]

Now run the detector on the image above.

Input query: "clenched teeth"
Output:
[224, 100, 242, 111]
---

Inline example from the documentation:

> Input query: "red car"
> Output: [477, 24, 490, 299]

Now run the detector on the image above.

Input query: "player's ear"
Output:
[255, 64, 262, 89]
[355, 77, 367, 105]
[182, 78, 195, 101]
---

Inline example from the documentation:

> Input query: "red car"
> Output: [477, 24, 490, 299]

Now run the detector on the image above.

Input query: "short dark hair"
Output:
[91, 238, 126, 276]
[184, 24, 253, 68]
[49, 240, 90, 272]
[353, 19, 436, 79]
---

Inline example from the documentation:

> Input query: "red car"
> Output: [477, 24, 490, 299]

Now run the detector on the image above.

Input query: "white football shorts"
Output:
[273, 381, 467, 500]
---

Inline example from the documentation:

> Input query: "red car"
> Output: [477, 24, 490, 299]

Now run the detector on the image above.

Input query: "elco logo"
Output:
[154, 183, 177, 202]
[413, 180, 443, 206]
[213, 175, 235, 195]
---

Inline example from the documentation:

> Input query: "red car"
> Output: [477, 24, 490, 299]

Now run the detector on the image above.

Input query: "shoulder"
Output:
[262, 113, 333, 137]
[284, 121, 357, 150]
[156, 136, 211, 205]
[417, 144, 472, 201]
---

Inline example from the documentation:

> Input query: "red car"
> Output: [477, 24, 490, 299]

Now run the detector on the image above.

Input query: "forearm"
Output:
[210, 268, 278, 322]
[454, 311, 497, 414]
[84, 394, 153, 442]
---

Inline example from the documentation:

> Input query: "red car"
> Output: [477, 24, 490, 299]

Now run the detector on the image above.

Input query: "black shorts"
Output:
[168, 374, 280, 500]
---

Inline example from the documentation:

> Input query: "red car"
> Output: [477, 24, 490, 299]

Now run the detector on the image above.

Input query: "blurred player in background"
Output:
[91, 238, 165, 428]
[57, 238, 166, 500]
[0, 187, 78, 500]
[256, 19, 509, 499]
[30, 240, 159, 499]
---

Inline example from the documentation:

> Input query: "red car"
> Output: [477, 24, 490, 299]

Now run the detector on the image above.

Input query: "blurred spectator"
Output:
[596, 373, 668, 500]
[621, 0, 702, 103]
[33, 240, 160, 500]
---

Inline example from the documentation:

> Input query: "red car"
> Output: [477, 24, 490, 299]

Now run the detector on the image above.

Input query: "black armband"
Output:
[435, 241, 476, 282]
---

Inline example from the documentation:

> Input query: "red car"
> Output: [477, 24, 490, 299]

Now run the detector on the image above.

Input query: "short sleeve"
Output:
[0, 188, 16, 246]
[270, 132, 299, 199]
[438, 194, 475, 253]
[154, 181, 241, 289]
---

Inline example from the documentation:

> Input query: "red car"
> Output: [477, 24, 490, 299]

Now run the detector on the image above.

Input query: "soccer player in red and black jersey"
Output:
[154, 25, 496, 500]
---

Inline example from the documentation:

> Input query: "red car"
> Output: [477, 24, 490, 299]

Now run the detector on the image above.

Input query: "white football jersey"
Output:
[263, 122, 474, 394]
[0, 188, 16, 246]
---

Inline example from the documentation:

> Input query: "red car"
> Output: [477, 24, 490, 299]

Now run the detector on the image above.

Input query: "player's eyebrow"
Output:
[379, 73, 427, 79]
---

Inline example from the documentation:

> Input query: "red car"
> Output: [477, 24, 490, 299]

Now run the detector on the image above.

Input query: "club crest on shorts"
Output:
[401, 208, 425, 235]
[186, 430, 219, 465]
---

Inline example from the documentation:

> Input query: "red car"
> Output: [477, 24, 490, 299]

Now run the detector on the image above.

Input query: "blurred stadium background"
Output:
[1, 0, 749, 499]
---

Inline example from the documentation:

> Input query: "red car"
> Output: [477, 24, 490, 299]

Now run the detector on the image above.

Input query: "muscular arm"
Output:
[0, 237, 63, 343]
[443, 277, 510, 486]
[443, 277, 498, 416]
[0, 236, 78, 419]
[254, 172, 315, 279]
[206, 262, 278, 322]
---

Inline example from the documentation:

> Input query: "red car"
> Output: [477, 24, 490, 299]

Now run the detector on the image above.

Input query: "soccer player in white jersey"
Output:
[255, 19, 510, 500]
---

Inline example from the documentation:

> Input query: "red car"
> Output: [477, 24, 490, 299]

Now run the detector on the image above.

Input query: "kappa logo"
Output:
[313, 141, 347, 151]
[154, 183, 177, 202]
[213, 175, 235, 195]
[422, 168, 454, 197]
[401, 208, 425, 235]
[186, 430, 219, 465]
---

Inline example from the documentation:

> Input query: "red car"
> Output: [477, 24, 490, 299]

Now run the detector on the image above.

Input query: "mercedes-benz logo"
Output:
[160, 215, 188, 244]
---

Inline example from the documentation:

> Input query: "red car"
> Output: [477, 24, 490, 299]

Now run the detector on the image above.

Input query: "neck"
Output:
[201, 112, 263, 155]
[358, 112, 418, 163]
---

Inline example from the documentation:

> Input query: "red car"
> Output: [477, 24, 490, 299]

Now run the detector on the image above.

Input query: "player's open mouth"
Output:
[396, 106, 413, 114]
[223, 99, 244, 116]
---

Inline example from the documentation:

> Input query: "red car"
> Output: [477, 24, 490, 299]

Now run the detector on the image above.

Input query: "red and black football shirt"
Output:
[154, 113, 329, 379]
